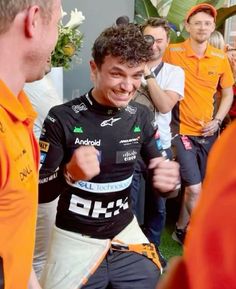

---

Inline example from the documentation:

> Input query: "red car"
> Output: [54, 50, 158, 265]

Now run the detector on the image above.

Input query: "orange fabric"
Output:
[157, 121, 236, 289]
[0, 80, 39, 289]
[184, 120, 236, 289]
[185, 3, 217, 22]
[163, 39, 234, 135]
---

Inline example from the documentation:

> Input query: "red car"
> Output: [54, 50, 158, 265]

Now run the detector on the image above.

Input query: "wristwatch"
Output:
[144, 72, 155, 80]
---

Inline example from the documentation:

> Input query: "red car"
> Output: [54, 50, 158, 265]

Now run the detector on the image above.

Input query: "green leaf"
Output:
[135, 0, 160, 21]
[206, 0, 225, 10]
[167, 0, 201, 30]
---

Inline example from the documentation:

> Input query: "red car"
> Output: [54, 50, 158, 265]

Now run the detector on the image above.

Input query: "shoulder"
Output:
[163, 62, 184, 74]
[50, 95, 88, 116]
[129, 100, 154, 116]
[166, 42, 185, 52]
[208, 45, 228, 60]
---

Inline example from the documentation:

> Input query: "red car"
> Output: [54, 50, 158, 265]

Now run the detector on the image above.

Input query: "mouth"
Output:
[112, 90, 132, 100]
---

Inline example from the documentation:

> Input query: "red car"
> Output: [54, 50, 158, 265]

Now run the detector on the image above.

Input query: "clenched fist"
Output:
[65, 146, 100, 181]
[149, 157, 180, 193]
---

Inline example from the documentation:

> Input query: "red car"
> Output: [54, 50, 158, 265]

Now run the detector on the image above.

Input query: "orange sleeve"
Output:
[184, 120, 236, 289]
[220, 55, 234, 88]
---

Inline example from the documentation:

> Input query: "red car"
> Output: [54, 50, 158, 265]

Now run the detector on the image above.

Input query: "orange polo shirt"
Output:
[0, 80, 39, 289]
[163, 39, 234, 136]
[156, 121, 236, 289]
[184, 120, 236, 289]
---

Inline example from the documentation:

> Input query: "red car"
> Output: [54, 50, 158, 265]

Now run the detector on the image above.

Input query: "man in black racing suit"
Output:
[39, 24, 180, 289]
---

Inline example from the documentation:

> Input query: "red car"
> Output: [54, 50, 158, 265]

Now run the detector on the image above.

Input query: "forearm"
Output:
[215, 87, 233, 121]
[146, 78, 178, 113]
[28, 269, 41, 289]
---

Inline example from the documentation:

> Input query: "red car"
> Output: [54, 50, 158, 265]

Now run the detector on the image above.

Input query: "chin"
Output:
[26, 70, 45, 83]
[114, 100, 130, 108]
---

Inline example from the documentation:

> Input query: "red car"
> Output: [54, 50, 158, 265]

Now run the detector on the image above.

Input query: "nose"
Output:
[120, 79, 134, 92]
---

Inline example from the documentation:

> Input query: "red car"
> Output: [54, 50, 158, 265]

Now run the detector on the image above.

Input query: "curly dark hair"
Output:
[92, 23, 154, 68]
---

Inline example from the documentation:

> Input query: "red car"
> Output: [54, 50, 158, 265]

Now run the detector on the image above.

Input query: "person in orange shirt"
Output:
[163, 3, 234, 244]
[157, 119, 236, 289]
[0, 1, 61, 288]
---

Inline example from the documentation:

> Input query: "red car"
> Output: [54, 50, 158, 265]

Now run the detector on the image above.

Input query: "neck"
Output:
[189, 38, 208, 58]
[0, 37, 25, 96]
[148, 58, 163, 69]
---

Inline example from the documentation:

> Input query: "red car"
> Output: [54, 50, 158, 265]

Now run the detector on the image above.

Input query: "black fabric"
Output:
[0, 257, 4, 289]
[153, 61, 164, 77]
[39, 90, 160, 239]
[81, 250, 160, 289]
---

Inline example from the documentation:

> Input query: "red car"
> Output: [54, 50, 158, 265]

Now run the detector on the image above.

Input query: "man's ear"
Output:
[184, 20, 190, 33]
[211, 23, 216, 33]
[25, 5, 40, 37]
[89, 60, 98, 82]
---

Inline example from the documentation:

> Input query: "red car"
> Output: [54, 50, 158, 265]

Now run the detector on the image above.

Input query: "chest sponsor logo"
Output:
[39, 140, 50, 152]
[133, 126, 141, 133]
[100, 117, 121, 127]
[75, 138, 101, 146]
[72, 103, 88, 113]
[73, 126, 84, 133]
[19, 165, 33, 182]
[69, 195, 129, 218]
[119, 136, 140, 146]
[116, 150, 138, 163]
[68, 175, 133, 193]
[125, 105, 137, 115]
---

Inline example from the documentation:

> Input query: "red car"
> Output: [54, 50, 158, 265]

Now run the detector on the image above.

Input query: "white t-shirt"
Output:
[24, 75, 62, 139]
[149, 62, 185, 149]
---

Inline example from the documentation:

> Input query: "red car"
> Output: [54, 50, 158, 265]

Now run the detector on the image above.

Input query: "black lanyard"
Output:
[153, 61, 164, 77]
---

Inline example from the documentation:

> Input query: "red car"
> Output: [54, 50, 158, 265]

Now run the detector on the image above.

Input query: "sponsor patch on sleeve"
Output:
[40, 152, 47, 164]
[39, 140, 50, 152]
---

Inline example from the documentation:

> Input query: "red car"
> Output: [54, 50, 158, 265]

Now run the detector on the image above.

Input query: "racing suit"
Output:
[39, 90, 161, 288]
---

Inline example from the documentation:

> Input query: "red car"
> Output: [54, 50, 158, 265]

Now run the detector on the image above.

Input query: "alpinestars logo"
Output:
[100, 117, 121, 127]
[75, 138, 101, 146]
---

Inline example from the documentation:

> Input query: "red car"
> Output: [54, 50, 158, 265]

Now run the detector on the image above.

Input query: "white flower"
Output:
[60, 7, 67, 20]
[65, 8, 85, 29]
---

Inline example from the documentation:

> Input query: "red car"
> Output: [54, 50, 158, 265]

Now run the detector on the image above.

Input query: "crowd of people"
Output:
[0, 1, 236, 289]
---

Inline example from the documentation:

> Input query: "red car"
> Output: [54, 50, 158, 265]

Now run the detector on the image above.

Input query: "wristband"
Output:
[144, 73, 155, 80]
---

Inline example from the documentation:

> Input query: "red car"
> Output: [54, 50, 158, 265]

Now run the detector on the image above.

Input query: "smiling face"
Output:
[90, 55, 145, 108]
[185, 12, 215, 44]
[143, 26, 169, 62]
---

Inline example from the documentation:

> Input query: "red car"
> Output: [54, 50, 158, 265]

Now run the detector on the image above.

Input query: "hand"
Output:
[28, 269, 42, 289]
[148, 157, 180, 193]
[144, 64, 152, 76]
[66, 146, 100, 181]
[201, 119, 219, 137]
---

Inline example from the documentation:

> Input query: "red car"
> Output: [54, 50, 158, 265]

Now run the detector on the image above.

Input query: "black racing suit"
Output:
[39, 90, 160, 239]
